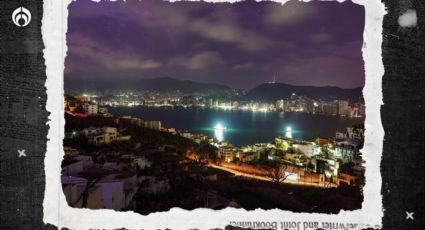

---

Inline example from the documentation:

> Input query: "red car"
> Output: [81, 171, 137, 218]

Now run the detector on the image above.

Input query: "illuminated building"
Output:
[143, 120, 162, 130]
[82, 102, 98, 115]
[275, 99, 285, 111]
[207, 98, 214, 108]
[98, 107, 108, 115]
[75, 95, 91, 102]
[338, 100, 349, 116]
[82, 127, 118, 145]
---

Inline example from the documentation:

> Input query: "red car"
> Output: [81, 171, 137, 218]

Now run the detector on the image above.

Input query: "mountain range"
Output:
[65, 77, 230, 93]
[65, 77, 362, 100]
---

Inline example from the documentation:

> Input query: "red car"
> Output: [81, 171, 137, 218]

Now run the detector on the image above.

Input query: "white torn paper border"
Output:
[42, 0, 386, 229]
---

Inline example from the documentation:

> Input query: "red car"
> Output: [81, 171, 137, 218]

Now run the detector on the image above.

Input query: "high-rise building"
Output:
[83, 102, 98, 115]
[332, 101, 339, 115]
[207, 98, 214, 108]
[338, 100, 349, 116]
[275, 99, 285, 111]
[232, 101, 239, 109]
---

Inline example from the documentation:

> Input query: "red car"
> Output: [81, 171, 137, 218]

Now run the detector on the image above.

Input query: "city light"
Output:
[285, 126, 292, 139]
[285, 172, 299, 181]
[217, 105, 232, 110]
[60, 0, 367, 213]
[214, 123, 226, 142]
[78, 90, 364, 119]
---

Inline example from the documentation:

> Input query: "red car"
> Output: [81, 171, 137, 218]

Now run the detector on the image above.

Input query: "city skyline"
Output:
[66, 0, 365, 90]
[63, 0, 366, 216]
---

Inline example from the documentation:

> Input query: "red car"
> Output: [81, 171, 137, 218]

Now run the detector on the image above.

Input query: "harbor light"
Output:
[214, 123, 226, 131]
[214, 123, 226, 142]
[285, 126, 292, 139]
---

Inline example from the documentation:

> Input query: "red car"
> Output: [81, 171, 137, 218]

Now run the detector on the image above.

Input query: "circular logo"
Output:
[12, 7, 31, 27]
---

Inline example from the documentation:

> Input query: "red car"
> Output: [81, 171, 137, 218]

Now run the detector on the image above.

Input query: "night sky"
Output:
[66, 0, 365, 90]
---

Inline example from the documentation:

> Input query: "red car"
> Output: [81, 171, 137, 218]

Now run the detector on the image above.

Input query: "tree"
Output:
[73, 104, 86, 114]
[196, 141, 217, 160]
[193, 151, 208, 165]
[267, 163, 293, 184]
[306, 162, 315, 172]
[321, 146, 330, 159]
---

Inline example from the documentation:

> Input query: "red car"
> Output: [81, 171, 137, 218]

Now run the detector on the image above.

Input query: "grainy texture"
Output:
[0, 0, 424, 230]
[380, 0, 425, 229]
[0, 1, 55, 229]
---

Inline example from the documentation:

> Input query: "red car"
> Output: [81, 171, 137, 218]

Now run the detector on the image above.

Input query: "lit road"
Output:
[208, 164, 337, 188]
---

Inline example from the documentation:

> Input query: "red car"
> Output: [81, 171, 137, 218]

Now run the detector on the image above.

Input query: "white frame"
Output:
[43, 0, 386, 229]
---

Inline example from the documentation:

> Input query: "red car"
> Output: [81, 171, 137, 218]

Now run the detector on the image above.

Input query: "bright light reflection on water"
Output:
[214, 123, 226, 142]
[285, 126, 292, 139]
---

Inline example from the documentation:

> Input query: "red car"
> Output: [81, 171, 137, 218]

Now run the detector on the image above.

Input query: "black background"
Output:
[0, 0, 424, 229]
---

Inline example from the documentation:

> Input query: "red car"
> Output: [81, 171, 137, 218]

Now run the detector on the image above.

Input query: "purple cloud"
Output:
[66, 0, 365, 89]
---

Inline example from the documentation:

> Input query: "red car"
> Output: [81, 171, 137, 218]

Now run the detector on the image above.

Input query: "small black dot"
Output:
[18, 18, 25, 26]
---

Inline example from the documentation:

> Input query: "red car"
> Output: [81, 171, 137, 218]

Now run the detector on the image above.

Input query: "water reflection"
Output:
[285, 126, 292, 139]
[214, 123, 226, 142]
[109, 107, 364, 147]
[278, 112, 285, 119]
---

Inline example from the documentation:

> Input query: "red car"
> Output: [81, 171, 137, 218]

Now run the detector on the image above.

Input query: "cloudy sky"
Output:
[66, 0, 365, 89]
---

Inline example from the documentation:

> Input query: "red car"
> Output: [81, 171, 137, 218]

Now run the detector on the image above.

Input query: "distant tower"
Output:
[268, 74, 278, 84]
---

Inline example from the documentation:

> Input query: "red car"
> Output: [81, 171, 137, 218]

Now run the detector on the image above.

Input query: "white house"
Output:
[83, 102, 98, 115]
[82, 127, 118, 145]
